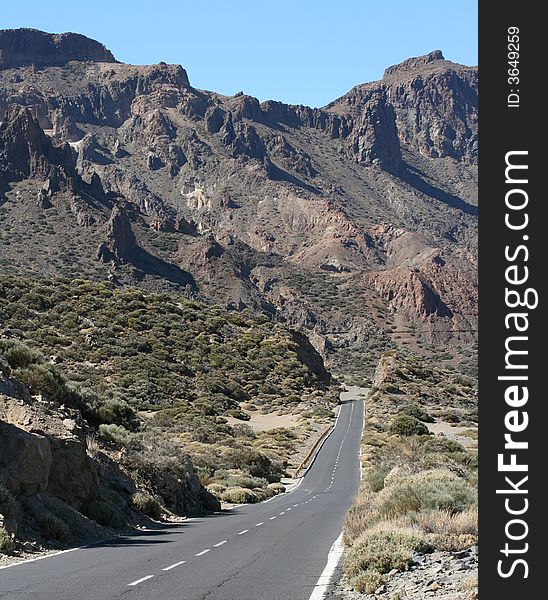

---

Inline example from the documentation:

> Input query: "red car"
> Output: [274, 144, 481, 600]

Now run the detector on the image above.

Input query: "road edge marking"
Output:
[307, 532, 345, 600]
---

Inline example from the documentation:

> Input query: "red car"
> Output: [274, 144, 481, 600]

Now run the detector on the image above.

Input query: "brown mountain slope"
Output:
[0, 30, 477, 379]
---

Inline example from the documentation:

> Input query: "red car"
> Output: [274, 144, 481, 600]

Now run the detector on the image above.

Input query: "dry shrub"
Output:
[350, 570, 386, 594]
[345, 528, 432, 592]
[267, 482, 286, 494]
[132, 492, 162, 519]
[415, 507, 478, 536]
[220, 487, 258, 504]
[38, 513, 71, 542]
[373, 469, 476, 520]
[428, 533, 478, 552]
[206, 483, 227, 497]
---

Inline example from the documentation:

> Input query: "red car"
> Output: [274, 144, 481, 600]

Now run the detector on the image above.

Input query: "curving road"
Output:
[0, 390, 365, 600]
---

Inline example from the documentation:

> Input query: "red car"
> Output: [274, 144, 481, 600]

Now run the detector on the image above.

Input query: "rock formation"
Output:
[0, 28, 478, 376]
[0, 105, 73, 193]
[97, 205, 137, 263]
[0, 28, 116, 69]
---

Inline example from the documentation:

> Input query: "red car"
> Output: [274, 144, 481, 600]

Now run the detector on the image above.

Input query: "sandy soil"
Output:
[224, 410, 300, 432]
[427, 421, 478, 448]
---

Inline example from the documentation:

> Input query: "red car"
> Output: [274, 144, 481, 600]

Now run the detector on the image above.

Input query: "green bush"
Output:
[349, 570, 386, 594]
[375, 471, 476, 518]
[16, 363, 66, 402]
[96, 397, 139, 429]
[388, 415, 430, 437]
[0, 528, 14, 554]
[345, 530, 432, 590]
[398, 404, 434, 423]
[232, 424, 256, 438]
[220, 487, 258, 504]
[0, 484, 21, 519]
[38, 513, 71, 542]
[267, 482, 286, 495]
[224, 448, 281, 481]
[99, 423, 134, 446]
[212, 470, 267, 491]
[0, 340, 41, 369]
[132, 492, 162, 519]
[421, 437, 465, 454]
[365, 464, 392, 493]
[206, 483, 227, 497]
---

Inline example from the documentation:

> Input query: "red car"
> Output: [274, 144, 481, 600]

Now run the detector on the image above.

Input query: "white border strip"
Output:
[308, 532, 345, 600]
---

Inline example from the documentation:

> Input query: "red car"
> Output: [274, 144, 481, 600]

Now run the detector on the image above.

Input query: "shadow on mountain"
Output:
[265, 159, 320, 195]
[402, 165, 478, 216]
[132, 248, 197, 289]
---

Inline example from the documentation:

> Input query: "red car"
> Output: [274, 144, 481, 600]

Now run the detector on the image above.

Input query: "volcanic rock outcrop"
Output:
[0, 29, 478, 375]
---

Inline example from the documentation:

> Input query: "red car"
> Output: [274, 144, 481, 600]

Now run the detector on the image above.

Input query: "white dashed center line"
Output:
[269, 516, 277, 520]
[238, 529, 249, 535]
[128, 575, 154, 586]
[162, 560, 186, 571]
[256, 522, 264, 526]
[214, 540, 227, 547]
[196, 549, 211, 556]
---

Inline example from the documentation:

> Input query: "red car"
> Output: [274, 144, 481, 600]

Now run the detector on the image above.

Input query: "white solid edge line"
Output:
[128, 575, 155, 586]
[214, 540, 227, 547]
[162, 560, 186, 571]
[196, 549, 211, 556]
[0, 546, 80, 570]
[307, 533, 345, 600]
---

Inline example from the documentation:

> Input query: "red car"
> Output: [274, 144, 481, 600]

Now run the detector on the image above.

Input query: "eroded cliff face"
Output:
[0, 28, 116, 69]
[328, 50, 478, 163]
[0, 29, 477, 376]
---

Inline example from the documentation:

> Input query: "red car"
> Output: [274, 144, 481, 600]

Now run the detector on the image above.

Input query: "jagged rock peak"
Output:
[0, 28, 117, 70]
[383, 50, 446, 78]
[97, 204, 137, 264]
[0, 104, 73, 183]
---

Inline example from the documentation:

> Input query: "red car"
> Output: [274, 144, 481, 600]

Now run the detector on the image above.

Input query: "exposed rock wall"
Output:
[0, 28, 116, 69]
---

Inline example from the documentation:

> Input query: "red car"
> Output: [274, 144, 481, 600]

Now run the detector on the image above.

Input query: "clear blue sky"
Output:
[4, 0, 477, 107]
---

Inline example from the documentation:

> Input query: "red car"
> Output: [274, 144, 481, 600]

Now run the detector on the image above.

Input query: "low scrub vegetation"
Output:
[388, 415, 431, 436]
[0, 483, 21, 520]
[0, 275, 338, 519]
[0, 276, 333, 417]
[0, 528, 14, 554]
[343, 351, 477, 594]
[131, 492, 162, 520]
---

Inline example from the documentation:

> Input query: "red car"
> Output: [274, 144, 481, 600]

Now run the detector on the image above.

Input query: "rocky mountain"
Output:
[0, 29, 478, 379]
[0, 28, 116, 69]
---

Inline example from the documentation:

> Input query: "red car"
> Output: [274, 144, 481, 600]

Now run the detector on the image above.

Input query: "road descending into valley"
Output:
[0, 389, 365, 600]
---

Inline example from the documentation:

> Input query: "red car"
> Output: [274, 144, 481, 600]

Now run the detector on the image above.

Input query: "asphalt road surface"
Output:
[0, 390, 365, 600]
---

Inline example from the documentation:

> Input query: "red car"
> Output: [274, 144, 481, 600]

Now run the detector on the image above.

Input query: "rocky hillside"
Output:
[0, 29, 477, 380]
[0, 348, 219, 555]
[0, 274, 337, 554]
